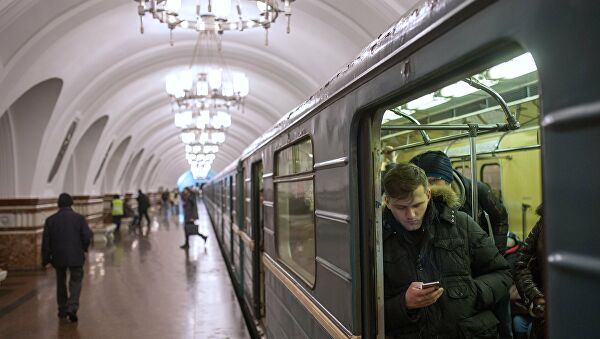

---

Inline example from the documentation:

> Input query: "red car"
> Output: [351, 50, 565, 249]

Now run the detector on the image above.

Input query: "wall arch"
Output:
[123, 149, 144, 193]
[6, 78, 63, 197]
[135, 154, 154, 191]
[103, 136, 131, 193]
[0, 112, 15, 197]
[70, 115, 109, 193]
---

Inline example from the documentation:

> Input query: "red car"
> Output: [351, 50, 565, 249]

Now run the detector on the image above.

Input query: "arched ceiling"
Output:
[0, 0, 420, 196]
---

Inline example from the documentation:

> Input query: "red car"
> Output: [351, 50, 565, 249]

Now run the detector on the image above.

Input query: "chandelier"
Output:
[166, 68, 249, 109]
[180, 128, 227, 145]
[135, 0, 295, 45]
[160, 21, 251, 179]
[174, 108, 232, 130]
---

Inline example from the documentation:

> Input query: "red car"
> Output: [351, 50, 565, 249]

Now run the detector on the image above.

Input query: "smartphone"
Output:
[421, 281, 441, 290]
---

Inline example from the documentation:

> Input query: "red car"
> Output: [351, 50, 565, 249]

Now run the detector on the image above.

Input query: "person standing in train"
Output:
[42, 193, 92, 323]
[410, 151, 513, 338]
[513, 204, 546, 339]
[382, 163, 511, 338]
[381, 146, 397, 191]
[410, 151, 509, 251]
[179, 187, 208, 249]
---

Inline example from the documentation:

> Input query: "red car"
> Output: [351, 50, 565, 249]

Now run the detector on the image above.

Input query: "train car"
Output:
[204, 0, 600, 338]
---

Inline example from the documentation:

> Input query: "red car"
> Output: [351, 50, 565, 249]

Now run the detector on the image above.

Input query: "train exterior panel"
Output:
[204, 0, 600, 338]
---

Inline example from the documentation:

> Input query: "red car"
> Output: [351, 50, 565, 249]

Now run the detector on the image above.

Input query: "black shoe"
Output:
[67, 312, 78, 322]
[180, 244, 189, 249]
[58, 312, 68, 319]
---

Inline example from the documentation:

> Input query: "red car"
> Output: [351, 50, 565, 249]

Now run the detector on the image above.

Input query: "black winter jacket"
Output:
[513, 207, 546, 338]
[383, 186, 512, 338]
[456, 171, 509, 252]
[42, 207, 92, 267]
[137, 193, 150, 212]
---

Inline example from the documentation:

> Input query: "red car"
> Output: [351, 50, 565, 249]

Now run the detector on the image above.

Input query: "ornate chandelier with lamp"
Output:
[166, 67, 249, 110]
[180, 127, 227, 145]
[160, 17, 250, 179]
[173, 107, 232, 130]
[135, 0, 296, 45]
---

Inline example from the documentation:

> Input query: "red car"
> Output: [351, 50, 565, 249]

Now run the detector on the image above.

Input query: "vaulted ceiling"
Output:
[0, 0, 419, 197]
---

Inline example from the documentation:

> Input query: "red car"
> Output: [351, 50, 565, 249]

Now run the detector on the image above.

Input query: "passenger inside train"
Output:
[513, 204, 546, 339]
[381, 163, 511, 337]
[380, 51, 545, 338]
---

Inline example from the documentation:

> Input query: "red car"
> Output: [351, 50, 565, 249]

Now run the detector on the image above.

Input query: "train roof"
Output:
[212, 157, 241, 181]
[240, 0, 469, 159]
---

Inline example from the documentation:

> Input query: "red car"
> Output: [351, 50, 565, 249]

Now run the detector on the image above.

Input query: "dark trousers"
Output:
[112, 215, 122, 231]
[55, 266, 84, 315]
[138, 209, 151, 227]
[183, 222, 206, 246]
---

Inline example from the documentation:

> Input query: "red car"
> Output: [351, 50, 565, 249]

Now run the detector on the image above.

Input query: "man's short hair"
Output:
[57, 193, 73, 208]
[383, 163, 429, 199]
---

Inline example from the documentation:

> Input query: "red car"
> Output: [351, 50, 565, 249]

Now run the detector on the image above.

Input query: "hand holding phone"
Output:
[420, 281, 441, 290]
[406, 281, 444, 309]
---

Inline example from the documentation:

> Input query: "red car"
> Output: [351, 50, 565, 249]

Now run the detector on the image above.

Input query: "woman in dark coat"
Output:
[513, 204, 546, 338]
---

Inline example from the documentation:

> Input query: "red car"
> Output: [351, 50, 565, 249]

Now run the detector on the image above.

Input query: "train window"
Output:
[274, 138, 316, 286]
[454, 165, 471, 179]
[481, 163, 502, 201]
[277, 138, 313, 176]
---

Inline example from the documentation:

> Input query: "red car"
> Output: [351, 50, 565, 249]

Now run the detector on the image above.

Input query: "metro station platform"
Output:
[0, 203, 250, 339]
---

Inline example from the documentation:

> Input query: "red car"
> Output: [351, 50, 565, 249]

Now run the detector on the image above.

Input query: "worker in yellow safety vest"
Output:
[111, 194, 124, 233]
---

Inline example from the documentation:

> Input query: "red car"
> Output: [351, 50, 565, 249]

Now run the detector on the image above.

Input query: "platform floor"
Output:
[0, 202, 250, 339]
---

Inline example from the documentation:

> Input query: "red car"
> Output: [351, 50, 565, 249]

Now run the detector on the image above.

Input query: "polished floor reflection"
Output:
[0, 202, 250, 339]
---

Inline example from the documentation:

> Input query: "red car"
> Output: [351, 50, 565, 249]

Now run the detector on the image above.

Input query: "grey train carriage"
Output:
[203, 0, 600, 338]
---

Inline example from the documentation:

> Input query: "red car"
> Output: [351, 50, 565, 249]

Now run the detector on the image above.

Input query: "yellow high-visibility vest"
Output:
[112, 198, 124, 216]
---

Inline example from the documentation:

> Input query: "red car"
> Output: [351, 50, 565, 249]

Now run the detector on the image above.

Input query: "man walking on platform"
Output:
[42, 193, 92, 322]
[180, 187, 208, 249]
[136, 189, 151, 234]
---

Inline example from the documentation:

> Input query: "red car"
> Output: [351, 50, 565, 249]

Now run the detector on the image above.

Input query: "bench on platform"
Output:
[92, 223, 116, 243]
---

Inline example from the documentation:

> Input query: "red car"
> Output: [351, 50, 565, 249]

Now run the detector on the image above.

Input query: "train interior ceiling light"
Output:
[135, 0, 295, 45]
[382, 52, 538, 124]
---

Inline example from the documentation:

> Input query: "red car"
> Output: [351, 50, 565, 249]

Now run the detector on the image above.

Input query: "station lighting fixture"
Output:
[190, 162, 211, 179]
[135, 0, 295, 45]
[161, 25, 250, 179]
[166, 68, 249, 109]
[174, 109, 232, 129]
[185, 143, 219, 154]
[180, 128, 227, 145]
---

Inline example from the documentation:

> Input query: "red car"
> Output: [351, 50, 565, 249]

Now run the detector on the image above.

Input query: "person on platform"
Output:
[180, 187, 208, 249]
[42, 193, 92, 322]
[111, 194, 124, 233]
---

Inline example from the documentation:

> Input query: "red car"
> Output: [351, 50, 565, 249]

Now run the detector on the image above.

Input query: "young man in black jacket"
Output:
[382, 163, 511, 338]
[42, 193, 92, 322]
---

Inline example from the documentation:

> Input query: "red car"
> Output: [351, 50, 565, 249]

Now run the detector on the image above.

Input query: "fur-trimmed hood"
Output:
[430, 184, 461, 208]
